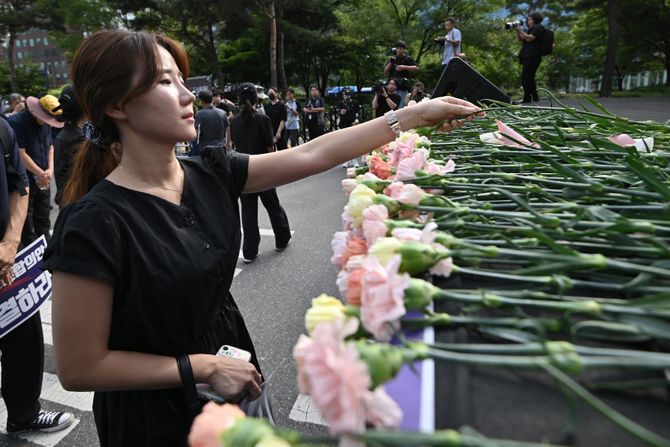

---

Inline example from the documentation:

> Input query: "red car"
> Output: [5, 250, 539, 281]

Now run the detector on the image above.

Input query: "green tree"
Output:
[0, 61, 49, 95]
[0, 0, 63, 91]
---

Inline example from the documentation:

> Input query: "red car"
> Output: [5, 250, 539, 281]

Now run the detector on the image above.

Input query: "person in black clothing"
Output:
[304, 86, 325, 141]
[335, 88, 360, 129]
[516, 12, 546, 103]
[384, 41, 418, 107]
[372, 78, 401, 118]
[229, 83, 291, 263]
[195, 89, 228, 151]
[263, 87, 287, 150]
[0, 118, 74, 435]
[53, 85, 85, 208]
[8, 95, 62, 246]
[41, 30, 482, 447]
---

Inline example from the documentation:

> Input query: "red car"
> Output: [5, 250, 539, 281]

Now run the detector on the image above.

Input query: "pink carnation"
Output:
[362, 204, 389, 245]
[496, 119, 539, 148]
[384, 182, 425, 206]
[341, 209, 353, 231]
[361, 172, 382, 182]
[391, 227, 423, 242]
[188, 402, 244, 447]
[608, 133, 636, 147]
[293, 319, 370, 434]
[360, 255, 409, 341]
[363, 387, 403, 428]
[341, 179, 358, 196]
[389, 142, 414, 168]
[429, 257, 454, 278]
[331, 231, 350, 269]
[395, 150, 427, 180]
[425, 158, 455, 175]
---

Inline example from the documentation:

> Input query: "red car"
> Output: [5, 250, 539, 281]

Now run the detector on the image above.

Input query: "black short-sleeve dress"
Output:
[43, 147, 259, 447]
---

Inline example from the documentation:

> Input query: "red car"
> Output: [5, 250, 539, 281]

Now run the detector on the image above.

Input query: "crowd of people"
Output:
[1, 13, 570, 446]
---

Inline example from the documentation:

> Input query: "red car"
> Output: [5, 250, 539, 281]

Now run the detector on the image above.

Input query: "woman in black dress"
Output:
[228, 83, 291, 263]
[43, 30, 482, 447]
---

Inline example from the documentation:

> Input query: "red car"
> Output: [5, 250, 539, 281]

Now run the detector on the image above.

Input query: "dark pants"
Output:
[306, 120, 323, 141]
[276, 130, 287, 151]
[240, 189, 291, 259]
[520, 56, 542, 103]
[22, 185, 51, 247]
[285, 129, 300, 148]
[0, 312, 44, 427]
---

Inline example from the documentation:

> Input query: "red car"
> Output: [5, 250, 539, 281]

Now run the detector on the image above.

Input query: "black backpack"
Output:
[541, 26, 554, 56]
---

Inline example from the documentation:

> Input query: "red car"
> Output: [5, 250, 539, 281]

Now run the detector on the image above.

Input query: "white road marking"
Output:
[288, 394, 328, 426]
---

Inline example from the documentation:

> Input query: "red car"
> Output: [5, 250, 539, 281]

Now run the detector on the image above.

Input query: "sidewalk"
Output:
[541, 96, 670, 123]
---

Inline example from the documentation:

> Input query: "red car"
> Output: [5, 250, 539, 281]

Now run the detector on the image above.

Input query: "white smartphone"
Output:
[216, 344, 252, 362]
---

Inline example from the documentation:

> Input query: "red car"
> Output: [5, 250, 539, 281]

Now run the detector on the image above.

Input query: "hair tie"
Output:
[82, 121, 106, 146]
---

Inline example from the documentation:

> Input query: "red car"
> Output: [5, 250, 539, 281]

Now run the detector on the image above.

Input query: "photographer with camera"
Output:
[408, 81, 431, 104]
[512, 12, 547, 103]
[384, 41, 417, 107]
[435, 17, 462, 66]
[371, 79, 401, 118]
[335, 88, 360, 129]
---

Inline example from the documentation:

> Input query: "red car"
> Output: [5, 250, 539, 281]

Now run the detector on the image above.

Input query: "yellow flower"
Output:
[347, 184, 377, 228]
[369, 237, 402, 266]
[305, 294, 345, 334]
[255, 434, 292, 447]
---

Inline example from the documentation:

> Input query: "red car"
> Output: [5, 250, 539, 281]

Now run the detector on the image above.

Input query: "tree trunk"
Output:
[278, 26, 287, 91]
[268, 0, 278, 88]
[8, 29, 18, 92]
[600, 0, 619, 97]
[665, 43, 670, 87]
[206, 23, 224, 86]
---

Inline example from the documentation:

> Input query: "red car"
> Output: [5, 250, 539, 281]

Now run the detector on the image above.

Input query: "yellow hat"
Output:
[26, 95, 65, 128]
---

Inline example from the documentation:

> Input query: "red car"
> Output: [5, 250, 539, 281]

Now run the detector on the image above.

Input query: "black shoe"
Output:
[7, 410, 73, 434]
[276, 237, 291, 252]
[242, 251, 259, 264]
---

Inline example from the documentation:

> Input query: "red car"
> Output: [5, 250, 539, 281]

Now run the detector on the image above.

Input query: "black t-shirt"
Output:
[53, 125, 84, 206]
[375, 93, 401, 117]
[263, 101, 288, 134]
[42, 148, 260, 446]
[229, 113, 273, 154]
[195, 106, 228, 148]
[388, 54, 416, 81]
[519, 25, 545, 60]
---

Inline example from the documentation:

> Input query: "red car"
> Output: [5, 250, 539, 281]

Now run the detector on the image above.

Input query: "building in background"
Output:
[0, 28, 69, 88]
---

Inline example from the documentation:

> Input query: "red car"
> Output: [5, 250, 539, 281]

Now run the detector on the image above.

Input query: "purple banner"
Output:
[385, 310, 435, 431]
[0, 236, 51, 338]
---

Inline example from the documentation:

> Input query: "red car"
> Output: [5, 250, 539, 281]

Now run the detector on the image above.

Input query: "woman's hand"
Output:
[397, 96, 485, 133]
[206, 355, 262, 403]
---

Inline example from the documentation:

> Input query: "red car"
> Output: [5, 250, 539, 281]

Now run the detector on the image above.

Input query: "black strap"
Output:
[176, 355, 201, 417]
[0, 121, 27, 196]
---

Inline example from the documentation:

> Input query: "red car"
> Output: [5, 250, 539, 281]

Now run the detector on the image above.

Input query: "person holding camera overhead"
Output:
[514, 12, 546, 104]
[372, 79, 401, 118]
[383, 41, 417, 107]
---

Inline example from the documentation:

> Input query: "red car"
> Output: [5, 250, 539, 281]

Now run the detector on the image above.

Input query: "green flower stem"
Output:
[406, 344, 670, 372]
[353, 428, 567, 447]
[432, 288, 670, 319]
[454, 266, 669, 294]
[401, 312, 560, 332]
[542, 364, 670, 447]
[429, 341, 670, 363]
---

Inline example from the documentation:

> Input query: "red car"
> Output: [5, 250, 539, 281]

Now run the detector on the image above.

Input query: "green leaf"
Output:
[617, 315, 670, 341]
[581, 95, 616, 117]
[624, 156, 670, 200]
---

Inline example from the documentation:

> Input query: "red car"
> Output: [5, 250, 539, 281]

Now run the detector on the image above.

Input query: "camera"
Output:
[505, 20, 524, 30]
[373, 80, 386, 95]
